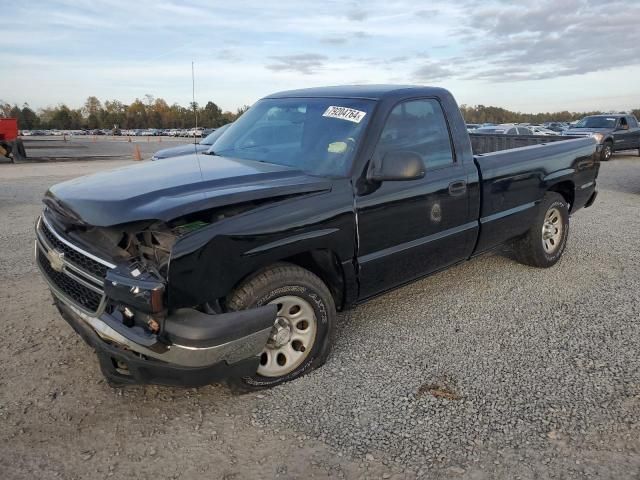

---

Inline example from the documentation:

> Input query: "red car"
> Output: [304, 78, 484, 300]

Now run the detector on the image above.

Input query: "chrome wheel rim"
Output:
[542, 207, 563, 253]
[258, 295, 317, 377]
[604, 145, 612, 160]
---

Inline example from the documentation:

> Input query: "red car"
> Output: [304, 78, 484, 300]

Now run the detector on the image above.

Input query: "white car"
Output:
[475, 124, 532, 135]
[530, 126, 560, 136]
[186, 127, 205, 137]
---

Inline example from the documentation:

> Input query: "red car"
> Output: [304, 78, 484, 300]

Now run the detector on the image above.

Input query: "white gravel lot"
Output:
[0, 152, 638, 479]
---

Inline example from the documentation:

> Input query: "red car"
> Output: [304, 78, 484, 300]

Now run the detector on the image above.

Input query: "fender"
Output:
[167, 181, 356, 309]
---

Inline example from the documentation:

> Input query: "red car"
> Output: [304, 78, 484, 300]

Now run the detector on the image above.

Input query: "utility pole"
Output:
[192, 61, 197, 144]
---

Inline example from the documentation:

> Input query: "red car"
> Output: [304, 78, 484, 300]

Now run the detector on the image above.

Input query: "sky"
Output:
[1, 0, 639, 113]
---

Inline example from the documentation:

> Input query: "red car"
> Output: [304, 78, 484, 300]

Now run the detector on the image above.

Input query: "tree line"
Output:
[0, 95, 249, 130]
[459, 104, 640, 125]
[2, 95, 639, 130]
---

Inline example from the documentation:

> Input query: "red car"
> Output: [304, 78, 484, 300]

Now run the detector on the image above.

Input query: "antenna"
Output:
[192, 60, 197, 145]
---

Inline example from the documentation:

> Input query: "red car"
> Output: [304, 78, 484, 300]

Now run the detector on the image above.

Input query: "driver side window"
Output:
[374, 99, 454, 169]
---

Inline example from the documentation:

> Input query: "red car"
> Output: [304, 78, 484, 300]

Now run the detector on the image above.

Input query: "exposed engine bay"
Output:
[47, 201, 263, 280]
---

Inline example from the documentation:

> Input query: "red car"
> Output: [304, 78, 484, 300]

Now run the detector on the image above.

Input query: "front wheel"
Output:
[226, 263, 336, 391]
[514, 192, 569, 268]
[601, 140, 613, 161]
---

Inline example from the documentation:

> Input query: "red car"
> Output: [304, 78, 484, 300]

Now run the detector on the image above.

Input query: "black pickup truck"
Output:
[36, 85, 600, 390]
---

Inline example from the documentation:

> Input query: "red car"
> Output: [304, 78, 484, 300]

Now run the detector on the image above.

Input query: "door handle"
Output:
[448, 180, 467, 196]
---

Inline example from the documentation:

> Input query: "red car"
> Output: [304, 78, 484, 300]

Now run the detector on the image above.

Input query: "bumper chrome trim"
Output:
[57, 291, 272, 368]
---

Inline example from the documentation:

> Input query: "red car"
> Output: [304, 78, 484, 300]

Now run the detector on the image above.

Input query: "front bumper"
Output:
[53, 297, 275, 386]
[35, 213, 276, 387]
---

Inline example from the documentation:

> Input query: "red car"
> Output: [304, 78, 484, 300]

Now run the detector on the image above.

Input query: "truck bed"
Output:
[471, 135, 599, 254]
[469, 133, 580, 155]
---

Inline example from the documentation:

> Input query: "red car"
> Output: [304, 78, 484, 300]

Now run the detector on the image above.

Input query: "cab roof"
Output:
[265, 84, 447, 101]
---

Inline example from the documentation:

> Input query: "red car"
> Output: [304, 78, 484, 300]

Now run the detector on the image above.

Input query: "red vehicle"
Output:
[0, 118, 27, 162]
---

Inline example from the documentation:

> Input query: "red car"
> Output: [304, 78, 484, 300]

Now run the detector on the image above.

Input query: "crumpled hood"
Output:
[45, 153, 331, 227]
[152, 143, 210, 160]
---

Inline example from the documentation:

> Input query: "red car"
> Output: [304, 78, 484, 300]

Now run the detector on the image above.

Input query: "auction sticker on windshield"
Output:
[323, 106, 367, 123]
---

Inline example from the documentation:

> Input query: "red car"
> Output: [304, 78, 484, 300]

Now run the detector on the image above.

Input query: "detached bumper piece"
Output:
[54, 298, 276, 387]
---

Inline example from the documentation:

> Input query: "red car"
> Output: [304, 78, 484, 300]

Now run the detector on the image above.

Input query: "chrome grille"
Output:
[35, 215, 114, 314]
[39, 219, 109, 278]
[36, 248, 103, 312]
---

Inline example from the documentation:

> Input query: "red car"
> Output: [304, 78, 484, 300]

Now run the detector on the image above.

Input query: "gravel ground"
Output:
[1, 153, 639, 479]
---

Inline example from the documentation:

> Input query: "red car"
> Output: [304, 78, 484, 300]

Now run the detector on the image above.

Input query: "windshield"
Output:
[575, 116, 617, 129]
[201, 123, 231, 145]
[210, 97, 375, 177]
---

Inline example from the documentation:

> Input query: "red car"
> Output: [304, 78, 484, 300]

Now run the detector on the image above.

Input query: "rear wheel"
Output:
[601, 140, 613, 161]
[226, 263, 335, 391]
[514, 192, 569, 268]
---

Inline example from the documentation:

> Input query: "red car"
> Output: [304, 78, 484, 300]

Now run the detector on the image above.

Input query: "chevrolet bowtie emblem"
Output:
[47, 249, 65, 272]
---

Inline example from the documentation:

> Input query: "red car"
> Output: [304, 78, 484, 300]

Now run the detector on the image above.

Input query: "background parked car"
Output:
[151, 123, 232, 161]
[475, 124, 533, 135]
[563, 114, 640, 161]
[544, 122, 569, 133]
[141, 129, 162, 136]
[530, 126, 560, 136]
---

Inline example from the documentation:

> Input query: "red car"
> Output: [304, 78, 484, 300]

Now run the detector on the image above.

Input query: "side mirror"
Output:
[367, 151, 425, 182]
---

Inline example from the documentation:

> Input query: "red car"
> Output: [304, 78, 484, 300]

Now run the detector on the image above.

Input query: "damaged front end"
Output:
[35, 209, 276, 387]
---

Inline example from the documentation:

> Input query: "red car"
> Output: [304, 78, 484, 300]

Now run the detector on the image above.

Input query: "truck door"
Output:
[355, 98, 477, 299]
[626, 116, 640, 150]
[614, 117, 631, 151]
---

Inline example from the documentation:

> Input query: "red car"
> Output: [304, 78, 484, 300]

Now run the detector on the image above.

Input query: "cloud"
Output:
[413, 60, 454, 83]
[352, 31, 371, 39]
[3, 0, 640, 113]
[414, 9, 439, 18]
[461, 0, 640, 81]
[216, 49, 242, 62]
[346, 7, 368, 22]
[265, 53, 328, 75]
[321, 37, 348, 45]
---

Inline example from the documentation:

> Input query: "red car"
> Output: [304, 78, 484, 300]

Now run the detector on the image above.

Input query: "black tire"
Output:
[226, 262, 336, 392]
[514, 192, 569, 268]
[601, 140, 613, 161]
